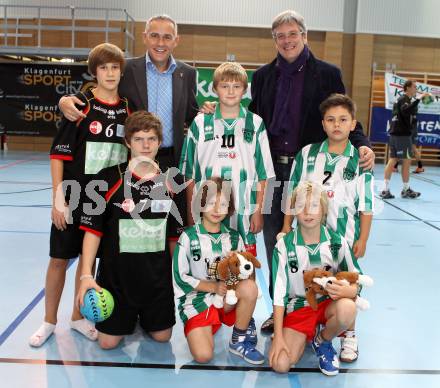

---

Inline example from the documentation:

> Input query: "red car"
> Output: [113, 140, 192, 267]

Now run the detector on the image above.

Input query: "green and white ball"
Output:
[80, 288, 114, 323]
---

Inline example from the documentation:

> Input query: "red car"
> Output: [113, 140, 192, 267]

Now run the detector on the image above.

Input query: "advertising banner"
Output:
[370, 106, 440, 148]
[0, 62, 94, 136]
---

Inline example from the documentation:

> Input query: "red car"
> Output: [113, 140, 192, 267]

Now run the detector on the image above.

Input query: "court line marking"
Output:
[411, 173, 440, 188]
[0, 157, 44, 171]
[0, 205, 51, 208]
[0, 358, 439, 375]
[0, 230, 49, 234]
[0, 181, 51, 185]
[0, 259, 77, 347]
[378, 196, 440, 232]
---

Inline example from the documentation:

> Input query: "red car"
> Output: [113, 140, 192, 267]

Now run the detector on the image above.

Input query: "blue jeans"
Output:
[262, 159, 293, 300]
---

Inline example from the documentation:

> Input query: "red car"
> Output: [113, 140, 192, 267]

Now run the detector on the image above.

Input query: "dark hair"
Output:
[403, 80, 415, 91]
[319, 93, 356, 118]
[124, 111, 163, 144]
[195, 177, 235, 219]
[88, 43, 125, 77]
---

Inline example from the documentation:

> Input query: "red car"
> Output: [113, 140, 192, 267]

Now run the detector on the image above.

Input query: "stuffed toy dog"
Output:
[303, 268, 333, 310]
[208, 251, 261, 307]
[304, 269, 374, 311]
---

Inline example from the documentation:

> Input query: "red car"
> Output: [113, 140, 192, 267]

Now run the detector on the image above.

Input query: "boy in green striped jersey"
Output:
[173, 178, 264, 364]
[281, 94, 373, 362]
[270, 182, 361, 376]
[179, 62, 275, 257]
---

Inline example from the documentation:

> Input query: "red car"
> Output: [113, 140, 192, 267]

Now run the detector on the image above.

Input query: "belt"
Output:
[274, 154, 295, 165]
[157, 146, 174, 156]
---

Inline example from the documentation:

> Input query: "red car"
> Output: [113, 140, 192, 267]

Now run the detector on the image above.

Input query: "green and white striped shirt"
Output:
[272, 225, 361, 313]
[179, 104, 275, 245]
[288, 139, 374, 246]
[172, 222, 244, 323]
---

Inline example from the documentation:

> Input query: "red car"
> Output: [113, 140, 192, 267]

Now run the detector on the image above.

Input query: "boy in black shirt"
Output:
[77, 111, 181, 349]
[30, 43, 132, 347]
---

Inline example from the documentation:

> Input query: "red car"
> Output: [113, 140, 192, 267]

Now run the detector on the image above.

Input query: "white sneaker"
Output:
[340, 336, 358, 362]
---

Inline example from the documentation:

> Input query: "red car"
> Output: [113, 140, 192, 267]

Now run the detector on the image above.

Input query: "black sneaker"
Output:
[401, 188, 421, 198]
[260, 313, 274, 334]
[379, 190, 394, 199]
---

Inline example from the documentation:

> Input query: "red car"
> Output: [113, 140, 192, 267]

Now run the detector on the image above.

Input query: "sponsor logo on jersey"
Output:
[119, 219, 166, 253]
[121, 198, 135, 213]
[54, 144, 71, 153]
[89, 121, 102, 134]
[343, 167, 357, 182]
[327, 190, 334, 198]
[218, 151, 229, 159]
[229, 151, 237, 159]
[307, 156, 316, 167]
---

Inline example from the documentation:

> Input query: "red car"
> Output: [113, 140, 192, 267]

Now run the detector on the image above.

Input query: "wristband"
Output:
[79, 274, 94, 281]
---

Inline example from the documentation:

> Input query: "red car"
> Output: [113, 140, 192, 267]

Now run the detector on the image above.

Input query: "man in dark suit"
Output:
[248, 10, 375, 334]
[59, 14, 199, 171]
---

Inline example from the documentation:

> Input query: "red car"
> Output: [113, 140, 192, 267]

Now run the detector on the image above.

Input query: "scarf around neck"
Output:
[269, 45, 310, 137]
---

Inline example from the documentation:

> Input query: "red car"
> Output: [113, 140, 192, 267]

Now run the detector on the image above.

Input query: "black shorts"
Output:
[49, 221, 84, 259]
[389, 135, 413, 159]
[95, 282, 175, 336]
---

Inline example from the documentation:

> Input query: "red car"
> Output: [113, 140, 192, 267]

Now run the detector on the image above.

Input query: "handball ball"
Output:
[80, 288, 114, 323]
[421, 94, 434, 104]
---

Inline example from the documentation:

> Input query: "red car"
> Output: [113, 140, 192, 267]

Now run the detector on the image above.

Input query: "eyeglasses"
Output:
[146, 32, 175, 42]
[273, 30, 304, 42]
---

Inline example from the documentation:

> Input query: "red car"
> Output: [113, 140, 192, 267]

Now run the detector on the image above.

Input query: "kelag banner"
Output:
[0, 63, 255, 137]
[0, 62, 95, 136]
[384, 72, 440, 114]
[370, 107, 440, 148]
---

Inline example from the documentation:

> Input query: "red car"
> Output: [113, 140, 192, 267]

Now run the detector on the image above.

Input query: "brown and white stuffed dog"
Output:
[208, 251, 261, 307]
[304, 269, 374, 311]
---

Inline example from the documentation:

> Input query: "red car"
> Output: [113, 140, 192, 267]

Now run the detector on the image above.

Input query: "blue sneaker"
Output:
[312, 334, 339, 376]
[229, 340, 264, 365]
[245, 317, 257, 346]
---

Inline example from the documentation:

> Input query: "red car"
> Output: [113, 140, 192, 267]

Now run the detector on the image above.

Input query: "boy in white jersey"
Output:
[280, 94, 373, 362]
[179, 62, 275, 256]
[173, 177, 264, 364]
[270, 182, 361, 376]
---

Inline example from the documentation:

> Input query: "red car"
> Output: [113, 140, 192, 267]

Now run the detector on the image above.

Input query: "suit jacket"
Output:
[118, 56, 199, 162]
[248, 50, 370, 152]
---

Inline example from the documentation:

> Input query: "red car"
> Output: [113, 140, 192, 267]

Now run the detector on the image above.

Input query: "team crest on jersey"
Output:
[121, 198, 135, 213]
[242, 128, 254, 143]
[89, 121, 102, 135]
[343, 167, 357, 182]
[329, 243, 341, 258]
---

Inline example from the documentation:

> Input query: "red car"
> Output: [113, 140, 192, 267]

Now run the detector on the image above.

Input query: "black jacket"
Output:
[389, 94, 420, 136]
[248, 51, 370, 152]
[118, 56, 199, 162]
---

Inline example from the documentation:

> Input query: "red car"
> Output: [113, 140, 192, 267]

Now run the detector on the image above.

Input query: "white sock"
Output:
[343, 330, 356, 338]
[29, 322, 56, 347]
[70, 319, 98, 341]
[384, 179, 390, 191]
[403, 182, 409, 191]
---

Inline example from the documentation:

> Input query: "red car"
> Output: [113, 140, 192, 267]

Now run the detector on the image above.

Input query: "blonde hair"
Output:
[213, 62, 248, 91]
[291, 181, 328, 223]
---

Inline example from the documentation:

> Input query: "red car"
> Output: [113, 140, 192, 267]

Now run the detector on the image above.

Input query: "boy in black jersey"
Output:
[30, 43, 132, 347]
[77, 111, 181, 349]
